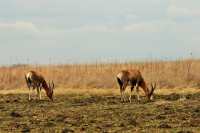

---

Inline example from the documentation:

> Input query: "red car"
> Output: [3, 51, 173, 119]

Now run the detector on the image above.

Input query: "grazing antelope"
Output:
[116, 69, 156, 102]
[25, 71, 55, 101]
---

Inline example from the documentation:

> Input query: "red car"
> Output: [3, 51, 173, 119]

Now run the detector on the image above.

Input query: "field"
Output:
[0, 60, 200, 132]
[1, 59, 200, 90]
[0, 88, 200, 132]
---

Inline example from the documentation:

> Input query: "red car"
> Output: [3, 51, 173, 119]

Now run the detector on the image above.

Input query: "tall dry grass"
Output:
[0, 59, 200, 90]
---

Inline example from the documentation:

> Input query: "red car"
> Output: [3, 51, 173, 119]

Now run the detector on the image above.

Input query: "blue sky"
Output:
[0, 0, 200, 65]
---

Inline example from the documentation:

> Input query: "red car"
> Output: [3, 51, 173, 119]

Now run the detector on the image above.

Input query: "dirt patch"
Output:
[62, 128, 74, 133]
[10, 111, 22, 117]
[177, 131, 194, 133]
[158, 123, 172, 128]
[0, 92, 200, 132]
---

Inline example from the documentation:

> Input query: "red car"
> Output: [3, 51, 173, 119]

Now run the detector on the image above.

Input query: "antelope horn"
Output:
[151, 83, 153, 89]
[48, 80, 51, 88]
[150, 82, 156, 96]
[153, 82, 156, 89]
[51, 80, 55, 89]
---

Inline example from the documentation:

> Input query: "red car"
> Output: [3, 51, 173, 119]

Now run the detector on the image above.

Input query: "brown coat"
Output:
[116, 69, 155, 101]
[25, 71, 54, 101]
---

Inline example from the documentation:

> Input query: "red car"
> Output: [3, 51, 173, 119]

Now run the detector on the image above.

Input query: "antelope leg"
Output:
[122, 82, 128, 102]
[136, 85, 140, 101]
[39, 87, 42, 100]
[129, 86, 134, 103]
[120, 88, 123, 102]
[28, 88, 31, 101]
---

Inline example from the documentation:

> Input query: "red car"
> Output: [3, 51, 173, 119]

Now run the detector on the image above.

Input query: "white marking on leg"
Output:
[150, 95, 154, 100]
[136, 86, 140, 101]
[122, 82, 128, 102]
[129, 87, 134, 103]
[29, 88, 31, 101]
[36, 88, 39, 97]
[120, 89, 123, 102]
[122, 91, 126, 102]
[39, 88, 42, 100]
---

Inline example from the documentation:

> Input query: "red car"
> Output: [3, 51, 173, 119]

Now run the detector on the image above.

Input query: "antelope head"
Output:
[47, 81, 55, 101]
[148, 82, 156, 100]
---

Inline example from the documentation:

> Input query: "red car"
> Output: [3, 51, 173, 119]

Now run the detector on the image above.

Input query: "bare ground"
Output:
[0, 88, 200, 133]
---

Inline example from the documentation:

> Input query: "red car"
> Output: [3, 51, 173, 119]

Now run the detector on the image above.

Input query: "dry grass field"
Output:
[0, 59, 200, 90]
[0, 59, 200, 132]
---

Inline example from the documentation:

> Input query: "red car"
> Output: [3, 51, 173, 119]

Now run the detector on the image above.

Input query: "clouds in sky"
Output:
[0, 0, 199, 64]
[0, 21, 38, 33]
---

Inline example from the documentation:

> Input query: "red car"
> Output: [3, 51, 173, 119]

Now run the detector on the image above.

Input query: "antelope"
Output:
[116, 69, 156, 103]
[25, 71, 55, 101]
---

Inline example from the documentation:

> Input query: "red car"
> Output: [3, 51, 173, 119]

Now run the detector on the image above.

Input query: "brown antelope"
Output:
[116, 69, 156, 103]
[25, 71, 55, 101]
